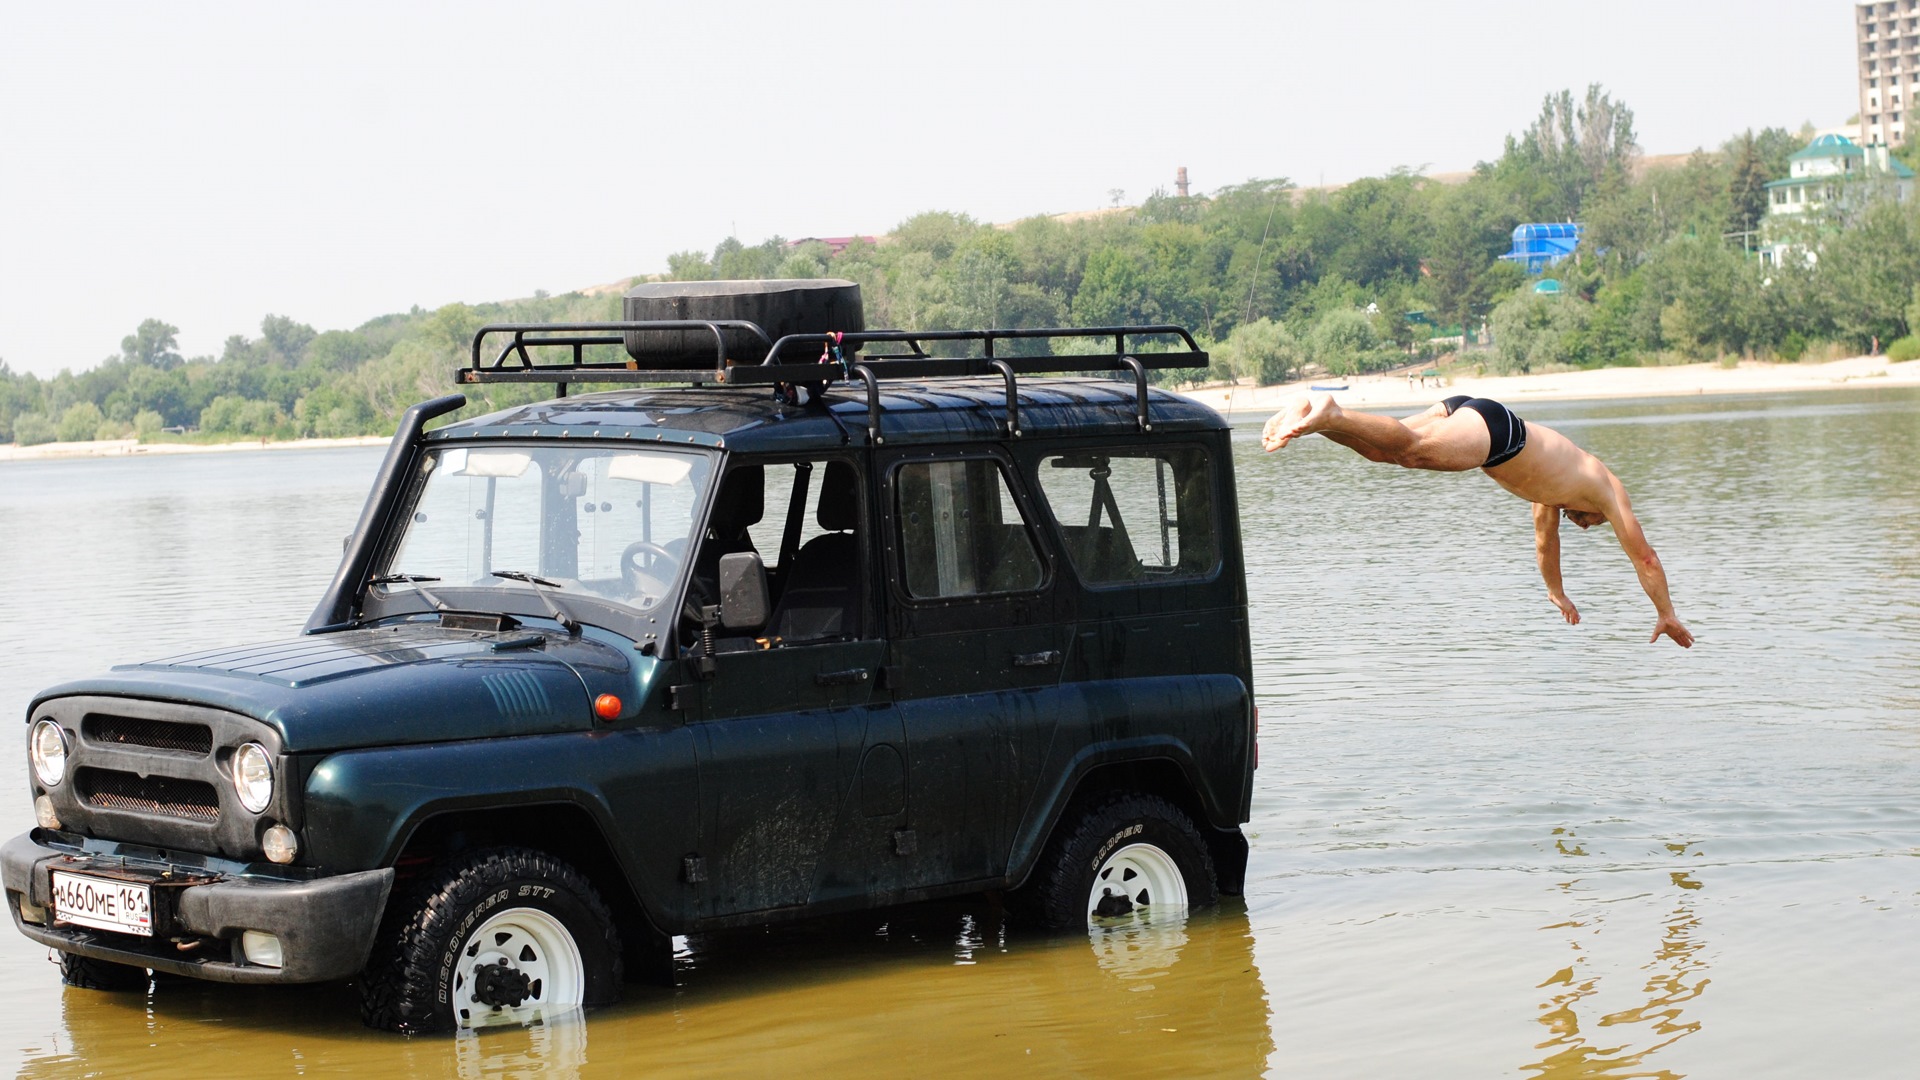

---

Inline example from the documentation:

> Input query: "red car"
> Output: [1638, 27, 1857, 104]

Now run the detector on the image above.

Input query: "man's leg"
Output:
[1265, 394, 1490, 471]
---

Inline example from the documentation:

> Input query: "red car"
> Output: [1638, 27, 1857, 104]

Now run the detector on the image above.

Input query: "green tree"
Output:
[1220, 318, 1302, 385]
[13, 412, 56, 446]
[1490, 291, 1591, 373]
[1726, 131, 1770, 242]
[1304, 308, 1382, 376]
[57, 401, 105, 441]
[121, 319, 184, 369]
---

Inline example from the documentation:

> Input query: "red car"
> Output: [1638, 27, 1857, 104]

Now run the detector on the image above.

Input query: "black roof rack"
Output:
[457, 322, 1209, 441]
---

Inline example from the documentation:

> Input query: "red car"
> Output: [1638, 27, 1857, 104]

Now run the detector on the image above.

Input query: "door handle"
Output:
[1012, 650, 1063, 668]
[816, 668, 873, 687]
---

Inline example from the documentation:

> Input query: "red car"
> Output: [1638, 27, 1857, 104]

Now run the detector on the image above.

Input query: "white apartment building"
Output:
[1859, 0, 1920, 145]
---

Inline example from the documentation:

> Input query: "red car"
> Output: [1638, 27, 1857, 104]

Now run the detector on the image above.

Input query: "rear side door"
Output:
[878, 448, 1072, 888]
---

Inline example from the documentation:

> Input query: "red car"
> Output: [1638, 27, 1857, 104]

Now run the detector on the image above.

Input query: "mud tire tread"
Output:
[1022, 792, 1218, 931]
[57, 951, 150, 992]
[359, 846, 623, 1034]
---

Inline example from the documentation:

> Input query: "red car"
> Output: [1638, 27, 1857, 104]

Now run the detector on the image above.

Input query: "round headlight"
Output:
[233, 743, 274, 814]
[29, 720, 67, 788]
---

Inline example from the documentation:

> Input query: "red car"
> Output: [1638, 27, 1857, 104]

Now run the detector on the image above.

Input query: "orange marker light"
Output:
[594, 694, 622, 721]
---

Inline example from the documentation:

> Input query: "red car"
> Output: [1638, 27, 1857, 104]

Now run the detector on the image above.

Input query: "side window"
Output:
[1035, 447, 1218, 585]
[895, 458, 1044, 599]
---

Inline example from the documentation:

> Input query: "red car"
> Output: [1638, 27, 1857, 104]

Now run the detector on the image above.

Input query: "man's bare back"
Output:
[1263, 393, 1693, 648]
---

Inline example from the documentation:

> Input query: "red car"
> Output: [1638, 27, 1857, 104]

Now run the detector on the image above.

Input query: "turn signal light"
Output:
[594, 694, 622, 721]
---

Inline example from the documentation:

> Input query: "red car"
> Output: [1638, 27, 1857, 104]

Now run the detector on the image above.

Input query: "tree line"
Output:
[4, 84, 1917, 446]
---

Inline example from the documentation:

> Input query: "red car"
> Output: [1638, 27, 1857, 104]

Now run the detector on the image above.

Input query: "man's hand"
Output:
[1651, 613, 1693, 648]
[1548, 591, 1580, 625]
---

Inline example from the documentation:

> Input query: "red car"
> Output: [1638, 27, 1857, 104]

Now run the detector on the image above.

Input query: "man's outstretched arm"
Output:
[1532, 503, 1579, 625]
[1605, 495, 1693, 648]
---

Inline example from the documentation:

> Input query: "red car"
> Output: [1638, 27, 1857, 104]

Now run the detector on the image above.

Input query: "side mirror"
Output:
[717, 552, 770, 631]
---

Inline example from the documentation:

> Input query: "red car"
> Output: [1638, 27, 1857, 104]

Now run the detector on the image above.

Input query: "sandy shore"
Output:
[0, 434, 389, 463]
[4, 356, 1915, 461]
[1180, 354, 1920, 418]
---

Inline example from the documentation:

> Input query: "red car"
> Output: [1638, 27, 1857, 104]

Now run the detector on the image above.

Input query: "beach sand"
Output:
[1181, 354, 1920, 418]
[0, 434, 388, 463]
[4, 355, 1917, 462]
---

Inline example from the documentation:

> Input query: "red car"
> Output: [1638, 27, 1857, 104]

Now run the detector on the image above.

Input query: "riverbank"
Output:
[0, 434, 388, 463]
[5, 355, 1917, 461]
[1181, 354, 1920, 417]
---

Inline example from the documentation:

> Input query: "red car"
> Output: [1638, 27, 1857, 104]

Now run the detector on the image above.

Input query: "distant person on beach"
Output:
[1263, 393, 1693, 648]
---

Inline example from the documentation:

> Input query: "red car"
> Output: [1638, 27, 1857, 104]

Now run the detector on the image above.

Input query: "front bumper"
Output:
[4, 830, 393, 984]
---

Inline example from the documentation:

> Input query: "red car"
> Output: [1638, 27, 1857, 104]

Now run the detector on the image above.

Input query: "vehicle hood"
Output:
[29, 625, 632, 753]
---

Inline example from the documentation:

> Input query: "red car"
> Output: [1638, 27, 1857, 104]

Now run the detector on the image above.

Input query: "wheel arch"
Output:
[387, 802, 659, 945]
[1006, 748, 1246, 894]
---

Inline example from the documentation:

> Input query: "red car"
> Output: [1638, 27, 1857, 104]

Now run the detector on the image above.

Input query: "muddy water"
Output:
[2, 389, 1917, 1077]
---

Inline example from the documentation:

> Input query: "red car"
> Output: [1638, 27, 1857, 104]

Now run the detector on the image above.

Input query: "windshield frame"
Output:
[361, 439, 720, 642]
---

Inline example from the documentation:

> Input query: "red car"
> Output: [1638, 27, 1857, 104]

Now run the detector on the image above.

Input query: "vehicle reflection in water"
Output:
[1524, 843, 1710, 1080]
[18, 900, 1270, 1077]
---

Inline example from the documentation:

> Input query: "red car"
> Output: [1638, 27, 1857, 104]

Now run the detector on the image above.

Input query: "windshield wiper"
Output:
[489, 570, 580, 633]
[369, 573, 453, 613]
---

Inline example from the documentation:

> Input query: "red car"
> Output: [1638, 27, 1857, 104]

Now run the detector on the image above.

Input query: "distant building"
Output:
[787, 236, 877, 257]
[1499, 223, 1582, 274]
[1764, 134, 1913, 218]
[1761, 133, 1915, 265]
[1858, 1, 1920, 146]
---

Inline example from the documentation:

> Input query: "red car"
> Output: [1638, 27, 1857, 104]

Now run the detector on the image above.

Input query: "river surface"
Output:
[1, 388, 1915, 1078]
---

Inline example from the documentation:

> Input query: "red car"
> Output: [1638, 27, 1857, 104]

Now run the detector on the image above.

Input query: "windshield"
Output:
[382, 444, 714, 616]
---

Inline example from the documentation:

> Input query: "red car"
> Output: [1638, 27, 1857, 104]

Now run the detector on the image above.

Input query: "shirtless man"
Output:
[1263, 393, 1693, 648]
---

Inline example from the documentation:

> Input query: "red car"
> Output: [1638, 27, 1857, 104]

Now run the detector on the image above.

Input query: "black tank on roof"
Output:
[621, 279, 864, 367]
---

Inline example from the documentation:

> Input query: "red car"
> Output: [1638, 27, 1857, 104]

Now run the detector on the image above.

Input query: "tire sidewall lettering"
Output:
[434, 885, 543, 1007]
[1090, 822, 1145, 874]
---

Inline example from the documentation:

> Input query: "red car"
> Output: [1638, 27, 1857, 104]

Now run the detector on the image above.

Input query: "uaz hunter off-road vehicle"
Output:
[6, 280, 1254, 1032]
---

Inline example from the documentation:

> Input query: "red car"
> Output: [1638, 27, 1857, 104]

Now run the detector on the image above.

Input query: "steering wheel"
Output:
[620, 540, 680, 596]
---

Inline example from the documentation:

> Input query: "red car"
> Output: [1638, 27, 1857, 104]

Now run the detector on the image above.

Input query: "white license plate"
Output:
[50, 870, 154, 937]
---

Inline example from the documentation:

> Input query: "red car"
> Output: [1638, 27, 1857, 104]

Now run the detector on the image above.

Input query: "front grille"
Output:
[77, 768, 220, 823]
[83, 714, 213, 755]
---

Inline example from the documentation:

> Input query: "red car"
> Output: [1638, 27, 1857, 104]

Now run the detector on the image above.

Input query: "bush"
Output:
[1304, 309, 1382, 376]
[1776, 331, 1808, 362]
[133, 410, 164, 439]
[12, 412, 56, 446]
[1489, 291, 1592, 374]
[1887, 335, 1920, 362]
[1220, 318, 1303, 385]
[57, 402, 105, 442]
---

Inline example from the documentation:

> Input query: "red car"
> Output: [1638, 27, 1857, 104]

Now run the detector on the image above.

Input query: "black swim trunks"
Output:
[1440, 396, 1527, 469]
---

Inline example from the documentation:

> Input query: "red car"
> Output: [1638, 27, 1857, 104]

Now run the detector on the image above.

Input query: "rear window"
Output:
[895, 458, 1044, 599]
[1034, 447, 1217, 585]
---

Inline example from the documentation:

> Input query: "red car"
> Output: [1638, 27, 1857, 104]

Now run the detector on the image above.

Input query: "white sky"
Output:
[0, 0, 1858, 377]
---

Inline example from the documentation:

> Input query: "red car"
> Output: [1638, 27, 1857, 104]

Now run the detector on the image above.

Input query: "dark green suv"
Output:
[5, 280, 1255, 1032]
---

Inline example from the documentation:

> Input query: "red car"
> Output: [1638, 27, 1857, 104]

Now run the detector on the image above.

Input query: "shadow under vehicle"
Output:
[5, 280, 1255, 1033]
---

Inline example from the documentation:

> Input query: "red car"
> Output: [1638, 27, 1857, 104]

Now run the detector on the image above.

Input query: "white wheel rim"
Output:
[1087, 842, 1189, 924]
[452, 906, 584, 1029]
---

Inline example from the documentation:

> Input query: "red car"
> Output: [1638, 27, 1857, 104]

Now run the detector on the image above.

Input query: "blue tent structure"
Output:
[1501, 223, 1582, 274]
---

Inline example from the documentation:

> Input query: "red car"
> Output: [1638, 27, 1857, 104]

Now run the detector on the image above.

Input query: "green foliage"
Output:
[1886, 335, 1920, 362]
[1304, 308, 1388, 377]
[0, 83, 1892, 449]
[1491, 292, 1591, 373]
[120, 319, 184, 370]
[1219, 318, 1301, 385]
[13, 412, 56, 446]
[57, 401, 105, 442]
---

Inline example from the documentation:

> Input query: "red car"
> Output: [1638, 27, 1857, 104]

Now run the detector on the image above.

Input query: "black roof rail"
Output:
[456, 321, 1209, 440]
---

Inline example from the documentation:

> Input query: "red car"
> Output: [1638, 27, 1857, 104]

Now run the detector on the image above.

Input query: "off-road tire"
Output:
[57, 951, 149, 991]
[1022, 792, 1217, 930]
[359, 847, 623, 1033]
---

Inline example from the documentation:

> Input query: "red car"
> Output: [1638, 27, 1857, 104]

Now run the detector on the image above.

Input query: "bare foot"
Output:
[1261, 393, 1340, 451]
